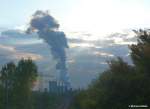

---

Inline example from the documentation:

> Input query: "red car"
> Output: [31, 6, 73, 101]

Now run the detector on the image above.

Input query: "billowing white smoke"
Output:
[27, 10, 70, 88]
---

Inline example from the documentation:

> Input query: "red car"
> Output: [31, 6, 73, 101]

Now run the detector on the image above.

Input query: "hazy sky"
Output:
[0, 0, 149, 88]
[0, 0, 150, 35]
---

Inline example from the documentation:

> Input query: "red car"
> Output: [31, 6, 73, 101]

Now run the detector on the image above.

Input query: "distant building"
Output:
[33, 72, 72, 93]
[49, 81, 72, 94]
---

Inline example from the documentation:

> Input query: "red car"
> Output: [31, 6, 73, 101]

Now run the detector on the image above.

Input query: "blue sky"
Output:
[0, 0, 79, 28]
[0, 0, 150, 35]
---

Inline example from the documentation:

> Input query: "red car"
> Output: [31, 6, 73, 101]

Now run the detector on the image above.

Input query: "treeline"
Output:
[70, 30, 150, 109]
[0, 59, 64, 109]
[0, 59, 38, 109]
[33, 91, 66, 109]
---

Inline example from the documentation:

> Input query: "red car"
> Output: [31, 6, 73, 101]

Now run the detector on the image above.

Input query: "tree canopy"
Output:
[0, 59, 38, 109]
[70, 29, 150, 109]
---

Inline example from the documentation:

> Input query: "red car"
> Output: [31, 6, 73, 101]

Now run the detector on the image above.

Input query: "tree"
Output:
[82, 58, 135, 109]
[71, 29, 150, 109]
[0, 83, 4, 109]
[0, 62, 16, 109]
[0, 59, 38, 109]
[130, 29, 150, 74]
[12, 59, 38, 109]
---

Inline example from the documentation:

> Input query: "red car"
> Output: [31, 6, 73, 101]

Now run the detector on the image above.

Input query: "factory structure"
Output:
[49, 81, 72, 94]
[34, 72, 72, 94]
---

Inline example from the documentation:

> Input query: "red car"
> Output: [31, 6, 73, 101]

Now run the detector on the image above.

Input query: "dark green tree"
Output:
[0, 62, 16, 109]
[72, 58, 135, 109]
[130, 29, 150, 74]
[0, 59, 38, 109]
[71, 29, 150, 109]
[12, 59, 38, 109]
[0, 83, 4, 109]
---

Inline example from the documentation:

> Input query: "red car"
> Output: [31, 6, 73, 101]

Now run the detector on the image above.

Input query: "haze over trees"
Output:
[70, 29, 150, 109]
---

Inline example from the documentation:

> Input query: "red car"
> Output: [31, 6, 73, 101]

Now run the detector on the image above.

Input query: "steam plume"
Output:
[27, 10, 70, 87]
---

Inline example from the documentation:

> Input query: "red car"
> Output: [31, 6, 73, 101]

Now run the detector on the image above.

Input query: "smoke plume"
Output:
[27, 10, 70, 87]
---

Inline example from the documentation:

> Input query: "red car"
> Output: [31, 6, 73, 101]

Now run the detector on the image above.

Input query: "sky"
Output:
[0, 0, 150, 36]
[0, 0, 149, 88]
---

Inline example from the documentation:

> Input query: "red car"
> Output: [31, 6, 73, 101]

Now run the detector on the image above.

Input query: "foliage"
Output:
[70, 29, 150, 109]
[0, 59, 38, 109]
[130, 29, 150, 74]
[33, 91, 65, 109]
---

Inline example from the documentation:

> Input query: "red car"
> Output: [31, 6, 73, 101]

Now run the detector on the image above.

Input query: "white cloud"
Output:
[14, 25, 27, 31]
[63, 0, 150, 36]
[69, 42, 96, 48]
[67, 59, 75, 64]
[0, 44, 16, 52]
[0, 44, 43, 61]
[93, 51, 114, 57]
[12, 52, 43, 61]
